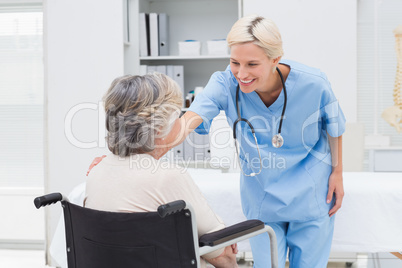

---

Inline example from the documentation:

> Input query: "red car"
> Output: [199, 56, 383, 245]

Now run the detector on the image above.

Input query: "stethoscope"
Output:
[233, 66, 287, 177]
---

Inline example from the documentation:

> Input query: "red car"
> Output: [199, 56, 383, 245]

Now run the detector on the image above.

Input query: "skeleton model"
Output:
[382, 25, 402, 133]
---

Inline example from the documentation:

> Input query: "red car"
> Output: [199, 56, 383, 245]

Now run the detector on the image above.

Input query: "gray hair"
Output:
[103, 73, 183, 157]
[227, 14, 284, 60]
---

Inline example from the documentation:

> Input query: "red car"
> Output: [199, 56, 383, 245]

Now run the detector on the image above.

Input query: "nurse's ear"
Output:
[272, 56, 282, 73]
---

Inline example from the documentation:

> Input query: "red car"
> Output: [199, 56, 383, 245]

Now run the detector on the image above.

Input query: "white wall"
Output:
[44, 0, 124, 265]
[243, 0, 357, 123]
[0, 188, 44, 247]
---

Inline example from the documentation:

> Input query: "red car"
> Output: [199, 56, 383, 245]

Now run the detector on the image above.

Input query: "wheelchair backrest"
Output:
[62, 201, 198, 268]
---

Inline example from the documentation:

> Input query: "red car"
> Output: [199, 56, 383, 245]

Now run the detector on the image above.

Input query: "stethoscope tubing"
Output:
[276, 67, 287, 135]
[234, 67, 287, 140]
[233, 66, 287, 177]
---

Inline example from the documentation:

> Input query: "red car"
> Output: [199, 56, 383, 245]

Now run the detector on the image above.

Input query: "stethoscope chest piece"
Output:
[272, 133, 284, 148]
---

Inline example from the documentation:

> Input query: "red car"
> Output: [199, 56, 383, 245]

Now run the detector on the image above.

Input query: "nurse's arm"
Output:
[327, 134, 344, 217]
[155, 111, 203, 159]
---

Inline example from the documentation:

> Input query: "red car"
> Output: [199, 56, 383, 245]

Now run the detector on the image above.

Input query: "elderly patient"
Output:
[84, 73, 238, 268]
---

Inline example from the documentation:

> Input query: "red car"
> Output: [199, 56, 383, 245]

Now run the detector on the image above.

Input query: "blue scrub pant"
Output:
[249, 215, 335, 268]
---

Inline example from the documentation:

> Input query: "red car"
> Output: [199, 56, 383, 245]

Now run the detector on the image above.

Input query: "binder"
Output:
[203, 134, 211, 161]
[193, 132, 206, 161]
[173, 65, 184, 104]
[149, 13, 159, 56]
[166, 65, 174, 79]
[147, 65, 157, 73]
[139, 13, 150, 56]
[158, 13, 169, 56]
[139, 65, 147, 75]
[156, 65, 166, 74]
[173, 142, 184, 162]
[183, 132, 194, 161]
[123, 0, 130, 43]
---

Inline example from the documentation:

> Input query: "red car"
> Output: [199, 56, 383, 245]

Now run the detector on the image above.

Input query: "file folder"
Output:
[173, 65, 185, 105]
[183, 133, 194, 161]
[147, 65, 157, 73]
[139, 13, 150, 56]
[173, 142, 184, 162]
[193, 132, 206, 161]
[139, 65, 147, 75]
[203, 134, 211, 161]
[158, 13, 169, 56]
[166, 65, 174, 79]
[123, 0, 130, 43]
[149, 13, 159, 56]
[156, 65, 166, 74]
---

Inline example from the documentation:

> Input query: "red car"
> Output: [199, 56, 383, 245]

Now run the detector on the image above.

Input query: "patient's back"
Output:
[84, 153, 225, 237]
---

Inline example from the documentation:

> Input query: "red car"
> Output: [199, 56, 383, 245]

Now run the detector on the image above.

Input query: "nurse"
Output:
[163, 15, 346, 267]
[88, 14, 346, 268]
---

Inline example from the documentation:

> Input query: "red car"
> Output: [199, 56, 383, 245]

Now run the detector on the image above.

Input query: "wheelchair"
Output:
[34, 193, 278, 268]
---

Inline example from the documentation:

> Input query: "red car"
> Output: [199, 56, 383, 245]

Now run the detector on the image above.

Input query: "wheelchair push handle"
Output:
[157, 200, 186, 218]
[34, 193, 63, 209]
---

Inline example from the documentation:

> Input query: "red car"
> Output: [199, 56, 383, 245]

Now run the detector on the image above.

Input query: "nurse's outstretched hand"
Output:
[327, 170, 344, 217]
[86, 155, 106, 176]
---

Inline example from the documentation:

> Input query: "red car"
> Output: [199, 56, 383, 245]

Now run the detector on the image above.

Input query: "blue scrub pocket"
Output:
[305, 155, 333, 215]
[258, 168, 322, 222]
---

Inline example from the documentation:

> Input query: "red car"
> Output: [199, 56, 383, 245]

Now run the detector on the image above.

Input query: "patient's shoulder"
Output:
[156, 167, 201, 194]
[161, 166, 191, 182]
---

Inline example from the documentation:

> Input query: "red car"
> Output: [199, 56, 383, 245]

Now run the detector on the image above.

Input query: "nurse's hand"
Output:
[153, 112, 203, 159]
[86, 155, 106, 176]
[327, 170, 344, 217]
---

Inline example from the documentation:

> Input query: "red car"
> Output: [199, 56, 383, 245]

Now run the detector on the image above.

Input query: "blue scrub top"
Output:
[188, 59, 346, 222]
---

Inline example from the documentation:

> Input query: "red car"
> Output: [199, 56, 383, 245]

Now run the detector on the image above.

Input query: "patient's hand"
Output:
[86, 155, 106, 176]
[206, 244, 239, 268]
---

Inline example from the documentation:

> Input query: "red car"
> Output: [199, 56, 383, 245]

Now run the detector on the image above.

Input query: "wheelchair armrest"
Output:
[34, 193, 64, 209]
[199, 219, 264, 247]
[157, 200, 186, 218]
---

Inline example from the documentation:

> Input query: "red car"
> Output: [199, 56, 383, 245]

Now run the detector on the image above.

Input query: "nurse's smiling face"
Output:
[230, 42, 280, 96]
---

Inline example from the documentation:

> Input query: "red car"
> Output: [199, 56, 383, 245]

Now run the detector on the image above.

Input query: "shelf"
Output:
[365, 146, 402, 150]
[142, 0, 233, 2]
[140, 55, 230, 60]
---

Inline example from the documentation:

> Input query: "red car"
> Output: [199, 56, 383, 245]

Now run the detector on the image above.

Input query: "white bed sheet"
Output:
[188, 170, 402, 253]
[331, 172, 402, 252]
[189, 170, 402, 253]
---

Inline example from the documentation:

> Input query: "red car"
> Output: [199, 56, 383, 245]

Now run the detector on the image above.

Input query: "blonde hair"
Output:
[103, 73, 182, 157]
[227, 14, 284, 59]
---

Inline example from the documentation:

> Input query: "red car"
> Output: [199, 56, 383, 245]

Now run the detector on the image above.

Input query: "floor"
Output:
[0, 249, 401, 268]
[0, 250, 47, 268]
[0, 249, 383, 268]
